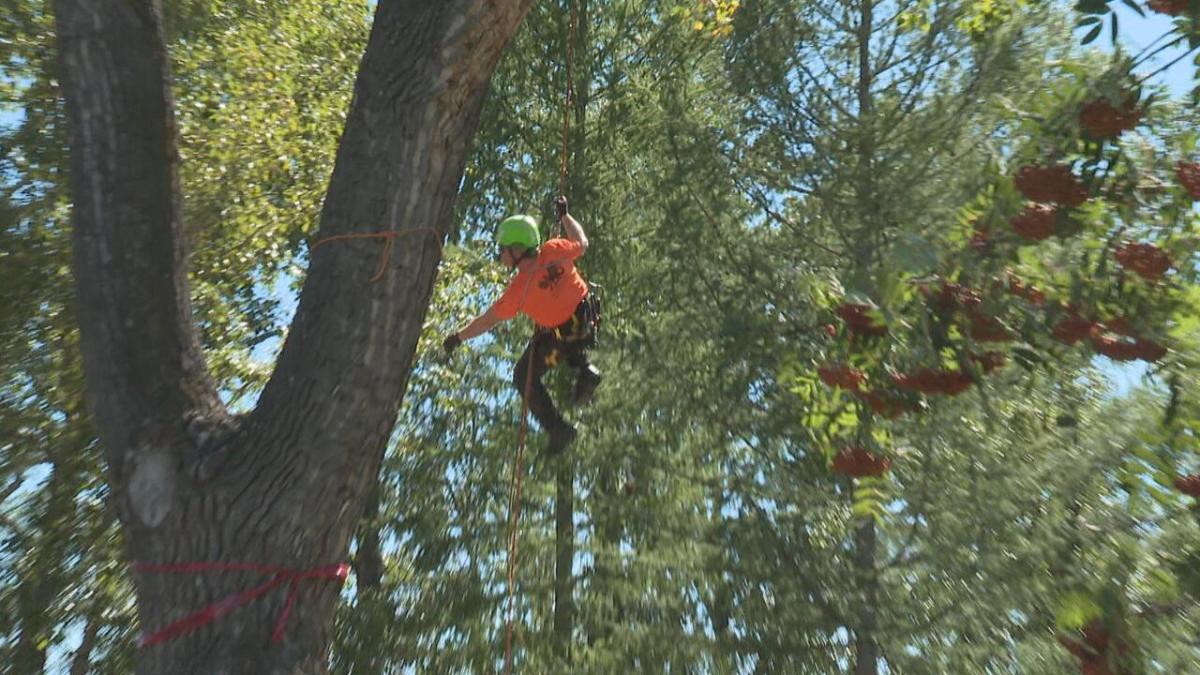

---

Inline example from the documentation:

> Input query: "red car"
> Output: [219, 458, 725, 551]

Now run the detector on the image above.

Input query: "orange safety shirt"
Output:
[491, 238, 588, 328]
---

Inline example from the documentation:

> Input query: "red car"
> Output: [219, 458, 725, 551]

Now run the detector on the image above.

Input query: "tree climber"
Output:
[443, 196, 602, 456]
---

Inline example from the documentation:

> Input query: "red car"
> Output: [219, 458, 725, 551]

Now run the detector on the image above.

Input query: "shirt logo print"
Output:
[539, 263, 564, 290]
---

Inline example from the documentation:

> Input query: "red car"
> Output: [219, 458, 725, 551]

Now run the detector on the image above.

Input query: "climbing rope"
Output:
[310, 228, 442, 283]
[503, 358, 536, 675]
[558, 0, 577, 201]
[550, 0, 578, 242]
[502, 4, 578, 670]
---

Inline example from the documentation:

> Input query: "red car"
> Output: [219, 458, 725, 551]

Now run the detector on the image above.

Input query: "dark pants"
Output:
[513, 299, 595, 430]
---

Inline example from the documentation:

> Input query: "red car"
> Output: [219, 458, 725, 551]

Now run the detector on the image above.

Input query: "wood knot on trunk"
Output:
[128, 448, 176, 528]
[185, 411, 242, 481]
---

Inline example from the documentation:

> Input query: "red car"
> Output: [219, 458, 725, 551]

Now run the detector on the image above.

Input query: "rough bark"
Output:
[352, 481, 384, 590]
[54, 0, 533, 672]
[853, 519, 880, 675]
[553, 460, 575, 662]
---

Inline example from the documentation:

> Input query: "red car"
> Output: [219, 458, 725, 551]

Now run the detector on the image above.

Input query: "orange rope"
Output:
[310, 227, 442, 283]
[504, 4, 577, 670]
[551, 0, 577, 241]
[558, 2, 575, 199]
[503, 349, 536, 675]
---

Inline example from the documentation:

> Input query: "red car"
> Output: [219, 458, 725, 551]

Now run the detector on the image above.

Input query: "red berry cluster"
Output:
[1058, 620, 1129, 675]
[831, 445, 892, 477]
[999, 271, 1047, 306]
[969, 313, 1014, 343]
[1010, 203, 1057, 241]
[969, 232, 989, 250]
[818, 364, 920, 419]
[1148, 0, 1190, 15]
[1052, 312, 1167, 362]
[970, 350, 1006, 374]
[924, 281, 982, 312]
[1114, 242, 1172, 281]
[1079, 99, 1141, 139]
[818, 364, 865, 391]
[852, 389, 908, 419]
[891, 368, 973, 396]
[969, 221, 991, 252]
[1052, 313, 1096, 345]
[1015, 164, 1090, 207]
[1175, 474, 1200, 497]
[925, 279, 1014, 342]
[836, 302, 887, 336]
[1175, 161, 1200, 200]
[1090, 333, 1165, 362]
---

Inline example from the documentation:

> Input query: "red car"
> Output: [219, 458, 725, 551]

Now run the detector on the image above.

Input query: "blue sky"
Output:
[1106, 4, 1195, 98]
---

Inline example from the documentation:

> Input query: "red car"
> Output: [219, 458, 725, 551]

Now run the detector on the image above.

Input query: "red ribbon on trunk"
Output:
[132, 561, 350, 647]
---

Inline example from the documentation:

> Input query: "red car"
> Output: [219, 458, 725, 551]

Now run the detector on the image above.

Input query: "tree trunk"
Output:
[853, 519, 880, 675]
[352, 481, 384, 591]
[553, 460, 575, 662]
[53, 0, 532, 672]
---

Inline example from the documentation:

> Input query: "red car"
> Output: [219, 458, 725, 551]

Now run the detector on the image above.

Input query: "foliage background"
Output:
[2, 0, 1199, 672]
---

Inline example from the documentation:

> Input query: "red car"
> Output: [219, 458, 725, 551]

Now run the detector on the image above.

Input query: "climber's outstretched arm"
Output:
[443, 308, 503, 356]
[458, 308, 504, 341]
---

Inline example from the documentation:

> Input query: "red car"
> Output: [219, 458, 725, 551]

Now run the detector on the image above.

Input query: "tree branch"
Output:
[55, 0, 223, 478]
[241, 0, 534, 483]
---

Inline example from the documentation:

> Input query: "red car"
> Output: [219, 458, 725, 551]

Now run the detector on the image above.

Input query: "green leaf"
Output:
[892, 232, 941, 274]
[1131, 445, 1172, 474]
[1082, 23, 1103, 45]
[1141, 568, 1180, 605]
[1055, 591, 1102, 631]
[1076, 0, 1111, 14]
[1119, 0, 1146, 16]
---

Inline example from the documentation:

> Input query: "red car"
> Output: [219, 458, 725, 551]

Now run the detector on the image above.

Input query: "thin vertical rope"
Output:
[504, 5, 577, 671]
[503, 354, 536, 675]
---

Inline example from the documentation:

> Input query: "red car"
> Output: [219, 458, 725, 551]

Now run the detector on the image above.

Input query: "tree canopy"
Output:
[2, 0, 1200, 673]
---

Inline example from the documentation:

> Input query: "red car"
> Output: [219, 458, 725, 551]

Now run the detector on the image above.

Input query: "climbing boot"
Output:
[573, 364, 602, 405]
[544, 421, 578, 457]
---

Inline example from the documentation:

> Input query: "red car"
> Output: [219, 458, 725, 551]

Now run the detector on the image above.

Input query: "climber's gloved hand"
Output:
[442, 333, 462, 357]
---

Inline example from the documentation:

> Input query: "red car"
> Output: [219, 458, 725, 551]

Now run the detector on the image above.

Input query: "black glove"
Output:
[555, 195, 568, 221]
[442, 333, 462, 356]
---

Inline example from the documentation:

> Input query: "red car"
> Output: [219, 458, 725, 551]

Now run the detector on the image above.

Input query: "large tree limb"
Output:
[56, 0, 533, 670]
[243, 0, 532, 485]
[55, 0, 222, 483]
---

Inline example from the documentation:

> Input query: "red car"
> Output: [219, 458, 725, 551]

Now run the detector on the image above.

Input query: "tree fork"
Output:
[55, 0, 534, 671]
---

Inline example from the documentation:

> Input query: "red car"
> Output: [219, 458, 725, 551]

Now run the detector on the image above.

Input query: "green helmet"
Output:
[496, 215, 540, 250]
